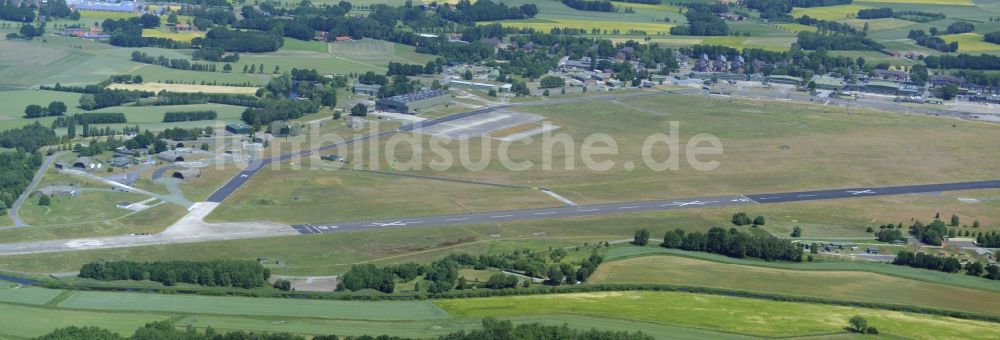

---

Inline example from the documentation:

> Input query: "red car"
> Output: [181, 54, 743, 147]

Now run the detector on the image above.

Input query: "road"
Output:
[204, 89, 700, 203]
[291, 179, 1000, 235]
[7, 151, 64, 228]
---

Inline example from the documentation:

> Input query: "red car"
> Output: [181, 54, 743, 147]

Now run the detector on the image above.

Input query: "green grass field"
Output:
[435, 290, 1000, 338]
[590, 252, 1000, 316]
[142, 29, 205, 42]
[791, 5, 873, 20]
[941, 33, 1000, 52]
[19, 191, 147, 226]
[59, 291, 449, 320]
[352, 93, 1000, 206]
[857, 0, 973, 5]
[0, 302, 169, 339]
[0, 285, 62, 305]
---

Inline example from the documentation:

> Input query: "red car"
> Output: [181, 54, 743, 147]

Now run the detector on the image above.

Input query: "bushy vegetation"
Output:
[909, 29, 958, 52]
[37, 318, 653, 340]
[72, 112, 127, 125]
[660, 227, 803, 262]
[796, 16, 857, 35]
[909, 219, 948, 246]
[162, 111, 218, 123]
[539, 75, 566, 88]
[130, 51, 217, 72]
[0, 151, 42, 213]
[0, 122, 58, 152]
[669, 4, 729, 36]
[947, 21, 975, 35]
[857, 7, 893, 19]
[79, 89, 154, 110]
[797, 31, 882, 50]
[193, 28, 284, 53]
[561, 0, 614, 12]
[78, 260, 271, 288]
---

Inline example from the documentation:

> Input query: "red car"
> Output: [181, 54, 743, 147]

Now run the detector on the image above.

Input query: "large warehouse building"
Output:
[376, 89, 450, 114]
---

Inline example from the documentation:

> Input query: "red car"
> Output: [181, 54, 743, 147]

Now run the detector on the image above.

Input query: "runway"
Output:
[292, 179, 1000, 234]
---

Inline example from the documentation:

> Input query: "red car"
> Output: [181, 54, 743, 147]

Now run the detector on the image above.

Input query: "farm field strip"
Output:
[58, 291, 450, 320]
[589, 253, 1000, 316]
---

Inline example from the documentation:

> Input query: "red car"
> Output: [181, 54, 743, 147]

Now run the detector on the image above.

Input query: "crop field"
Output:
[326, 39, 436, 69]
[435, 291, 1000, 338]
[790, 5, 874, 20]
[0, 302, 169, 339]
[78, 10, 138, 20]
[0, 38, 135, 89]
[604, 247, 1000, 292]
[843, 18, 916, 32]
[0, 286, 62, 305]
[0, 90, 84, 131]
[142, 28, 206, 42]
[828, 50, 920, 66]
[941, 33, 1000, 52]
[589, 254, 1000, 316]
[59, 291, 449, 320]
[108, 82, 259, 94]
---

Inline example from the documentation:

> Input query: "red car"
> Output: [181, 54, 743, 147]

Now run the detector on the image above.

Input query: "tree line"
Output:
[130, 51, 218, 72]
[560, 0, 614, 12]
[985, 31, 1000, 45]
[0, 122, 58, 152]
[894, 250, 999, 280]
[796, 31, 882, 50]
[857, 7, 893, 19]
[908, 29, 959, 53]
[924, 53, 1000, 70]
[79, 260, 271, 288]
[23, 101, 67, 118]
[659, 227, 804, 262]
[163, 110, 218, 123]
[37, 318, 653, 340]
[79, 89, 154, 110]
[141, 92, 264, 108]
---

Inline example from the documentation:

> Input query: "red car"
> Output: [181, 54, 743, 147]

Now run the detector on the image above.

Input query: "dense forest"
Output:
[78, 260, 270, 288]
[438, 0, 538, 23]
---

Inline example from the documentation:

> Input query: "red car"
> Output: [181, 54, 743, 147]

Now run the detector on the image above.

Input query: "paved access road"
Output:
[292, 179, 1000, 234]
[7, 151, 64, 228]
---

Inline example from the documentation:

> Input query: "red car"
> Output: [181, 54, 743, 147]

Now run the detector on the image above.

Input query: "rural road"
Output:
[7, 151, 64, 228]
[290, 179, 1000, 234]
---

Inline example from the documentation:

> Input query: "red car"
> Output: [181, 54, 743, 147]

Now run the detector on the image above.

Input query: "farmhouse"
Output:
[376, 89, 450, 114]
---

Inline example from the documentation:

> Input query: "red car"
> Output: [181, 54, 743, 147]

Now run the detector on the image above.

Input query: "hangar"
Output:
[376, 89, 450, 114]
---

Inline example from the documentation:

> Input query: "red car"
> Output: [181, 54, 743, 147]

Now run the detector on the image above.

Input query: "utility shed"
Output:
[376, 89, 450, 114]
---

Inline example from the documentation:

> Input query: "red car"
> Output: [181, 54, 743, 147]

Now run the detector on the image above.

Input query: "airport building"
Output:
[376, 89, 450, 114]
